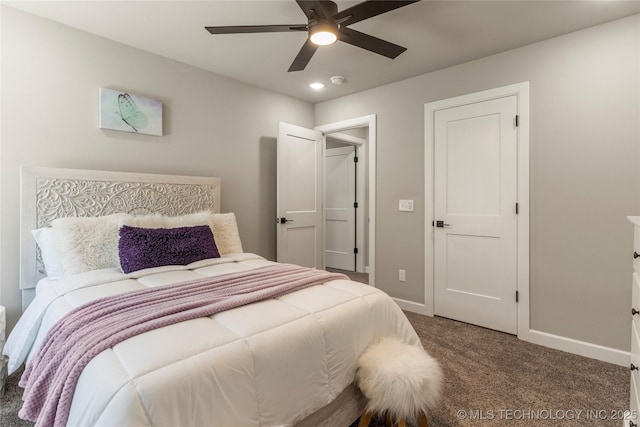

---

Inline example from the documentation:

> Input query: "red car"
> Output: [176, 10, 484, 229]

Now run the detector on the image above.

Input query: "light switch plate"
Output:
[399, 199, 414, 212]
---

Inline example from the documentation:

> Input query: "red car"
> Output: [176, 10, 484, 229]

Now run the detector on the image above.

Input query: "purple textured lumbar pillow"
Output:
[119, 224, 220, 274]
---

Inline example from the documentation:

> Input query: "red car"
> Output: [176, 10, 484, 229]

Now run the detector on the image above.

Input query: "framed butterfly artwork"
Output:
[99, 88, 163, 136]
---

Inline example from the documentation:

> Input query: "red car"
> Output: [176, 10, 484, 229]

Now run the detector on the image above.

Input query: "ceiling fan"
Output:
[205, 0, 420, 72]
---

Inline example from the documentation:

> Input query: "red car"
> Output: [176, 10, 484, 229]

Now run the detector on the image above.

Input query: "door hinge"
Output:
[354, 201, 358, 208]
[515, 115, 519, 127]
[516, 290, 519, 303]
[354, 156, 359, 163]
[354, 248, 359, 254]
[515, 203, 519, 214]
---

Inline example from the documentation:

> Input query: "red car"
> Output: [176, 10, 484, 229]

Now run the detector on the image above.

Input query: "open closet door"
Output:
[276, 122, 323, 268]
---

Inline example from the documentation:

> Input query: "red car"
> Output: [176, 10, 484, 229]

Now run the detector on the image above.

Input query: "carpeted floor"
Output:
[394, 312, 628, 426]
[1, 365, 31, 427]
[0, 287, 628, 427]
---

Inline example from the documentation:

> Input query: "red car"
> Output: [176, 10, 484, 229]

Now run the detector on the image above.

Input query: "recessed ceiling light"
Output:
[309, 82, 325, 90]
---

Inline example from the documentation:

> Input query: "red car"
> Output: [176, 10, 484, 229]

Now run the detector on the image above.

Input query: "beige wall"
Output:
[0, 7, 314, 331]
[316, 15, 640, 351]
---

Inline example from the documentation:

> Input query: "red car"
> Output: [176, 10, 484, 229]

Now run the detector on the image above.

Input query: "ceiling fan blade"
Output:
[288, 39, 319, 72]
[334, 0, 420, 27]
[296, 0, 338, 19]
[338, 27, 406, 59]
[205, 25, 307, 34]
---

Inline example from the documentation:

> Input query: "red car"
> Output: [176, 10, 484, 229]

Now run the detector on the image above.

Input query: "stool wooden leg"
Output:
[398, 418, 406, 427]
[358, 411, 373, 427]
[385, 412, 392, 427]
[417, 411, 430, 427]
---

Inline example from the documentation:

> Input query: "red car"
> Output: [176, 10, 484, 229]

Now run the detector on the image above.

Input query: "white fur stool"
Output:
[356, 337, 443, 427]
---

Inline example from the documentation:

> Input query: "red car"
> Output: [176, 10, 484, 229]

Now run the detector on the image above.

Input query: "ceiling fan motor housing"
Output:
[309, 19, 339, 45]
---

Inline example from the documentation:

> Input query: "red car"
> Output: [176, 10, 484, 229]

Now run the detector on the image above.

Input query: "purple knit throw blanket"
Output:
[18, 264, 347, 427]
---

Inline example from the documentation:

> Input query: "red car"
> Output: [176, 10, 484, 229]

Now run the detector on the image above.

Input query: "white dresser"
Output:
[629, 217, 640, 426]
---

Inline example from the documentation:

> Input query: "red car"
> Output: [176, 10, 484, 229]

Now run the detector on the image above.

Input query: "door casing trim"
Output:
[424, 82, 530, 338]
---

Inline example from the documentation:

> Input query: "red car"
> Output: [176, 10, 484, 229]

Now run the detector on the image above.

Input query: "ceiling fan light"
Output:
[310, 22, 338, 46]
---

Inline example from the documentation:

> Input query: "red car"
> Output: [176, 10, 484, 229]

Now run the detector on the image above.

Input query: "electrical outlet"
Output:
[399, 200, 414, 212]
[399, 269, 406, 282]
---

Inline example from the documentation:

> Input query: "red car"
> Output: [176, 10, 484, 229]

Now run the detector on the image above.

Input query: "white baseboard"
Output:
[394, 298, 629, 366]
[519, 328, 630, 367]
[392, 298, 430, 315]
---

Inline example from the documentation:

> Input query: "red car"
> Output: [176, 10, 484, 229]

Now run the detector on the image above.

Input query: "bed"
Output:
[4, 166, 421, 427]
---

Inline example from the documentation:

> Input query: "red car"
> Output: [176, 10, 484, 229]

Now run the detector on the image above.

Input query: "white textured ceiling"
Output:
[6, 0, 640, 102]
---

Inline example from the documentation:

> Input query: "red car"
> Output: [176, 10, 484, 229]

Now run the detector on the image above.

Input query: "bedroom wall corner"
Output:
[0, 6, 314, 333]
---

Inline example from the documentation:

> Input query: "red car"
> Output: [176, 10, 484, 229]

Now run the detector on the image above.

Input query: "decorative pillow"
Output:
[121, 211, 243, 255]
[118, 224, 220, 274]
[210, 213, 243, 255]
[31, 228, 65, 279]
[52, 213, 126, 276]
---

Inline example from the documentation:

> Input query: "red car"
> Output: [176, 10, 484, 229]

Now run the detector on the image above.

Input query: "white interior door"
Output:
[277, 122, 323, 268]
[325, 146, 356, 271]
[434, 96, 518, 334]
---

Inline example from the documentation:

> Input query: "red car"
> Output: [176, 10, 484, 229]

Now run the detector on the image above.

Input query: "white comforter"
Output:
[5, 253, 420, 427]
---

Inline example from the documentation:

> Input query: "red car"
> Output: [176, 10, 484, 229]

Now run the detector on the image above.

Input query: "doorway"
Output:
[323, 131, 368, 277]
[317, 115, 376, 286]
[424, 83, 530, 336]
[276, 115, 377, 286]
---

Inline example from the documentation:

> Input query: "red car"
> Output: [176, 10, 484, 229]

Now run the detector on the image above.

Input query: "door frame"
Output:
[424, 82, 530, 337]
[316, 114, 376, 287]
[324, 133, 367, 273]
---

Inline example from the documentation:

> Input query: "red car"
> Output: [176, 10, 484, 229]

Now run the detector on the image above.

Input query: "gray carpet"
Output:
[0, 301, 628, 427]
[1, 366, 31, 427]
[397, 312, 628, 426]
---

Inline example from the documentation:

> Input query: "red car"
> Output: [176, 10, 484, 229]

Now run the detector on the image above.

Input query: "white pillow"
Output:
[31, 228, 65, 279]
[122, 211, 211, 228]
[121, 211, 243, 255]
[211, 213, 243, 255]
[52, 213, 126, 276]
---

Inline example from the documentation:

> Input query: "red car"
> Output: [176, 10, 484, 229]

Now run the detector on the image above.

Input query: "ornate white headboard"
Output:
[20, 166, 221, 309]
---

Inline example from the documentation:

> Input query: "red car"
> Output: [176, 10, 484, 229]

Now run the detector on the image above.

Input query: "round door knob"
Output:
[631, 363, 638, 371]
[633, 308, 640, 316]
[635, 251, 640, 259]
